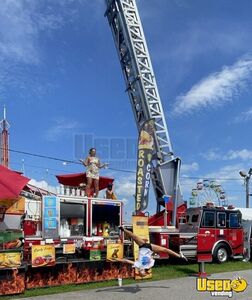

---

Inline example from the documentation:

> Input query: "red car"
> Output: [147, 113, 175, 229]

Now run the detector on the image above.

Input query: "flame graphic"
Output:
[0, 269, 25, 295]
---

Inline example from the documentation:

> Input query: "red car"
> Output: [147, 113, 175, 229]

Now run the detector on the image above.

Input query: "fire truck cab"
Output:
[179, 204, 244, 263]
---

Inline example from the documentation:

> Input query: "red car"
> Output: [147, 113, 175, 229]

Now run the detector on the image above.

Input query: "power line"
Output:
[7, 147, 79, 165]
[11, 161, 76, 174]
[180, 176, 242, 181]
[2, 147, 247, 180]
[5, 147, 136, 174]
[107, 167, 135, 174]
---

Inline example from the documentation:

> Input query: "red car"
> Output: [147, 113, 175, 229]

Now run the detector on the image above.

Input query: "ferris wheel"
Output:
[189, 179, 228, 207]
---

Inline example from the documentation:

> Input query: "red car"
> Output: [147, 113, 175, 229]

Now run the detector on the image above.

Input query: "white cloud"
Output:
[201, 149, 222, 161]
[0, 1, 65, 65]
[114, 174, 136, 198]
[116, 181, 135, 198]
[204, 164, 243, 182]
[181, 162, 199, 172]
[224, 149, 252, 161]
[173, 55, 252, 115]
[234, 107, 252, 123]
[201, 148, 252, 161]
[29, 178, 58, 194]
[45, 118, 79, 141]
[0, 0, 81, 99]
[180, 176, 198, 194]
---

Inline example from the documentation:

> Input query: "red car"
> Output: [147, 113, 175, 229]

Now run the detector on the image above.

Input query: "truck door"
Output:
[227, 212, 243, 256]
[198, 210, 216, 261]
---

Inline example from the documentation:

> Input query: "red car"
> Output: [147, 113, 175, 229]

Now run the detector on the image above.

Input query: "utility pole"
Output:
[239, 169, 252, 208]
[0, 105, 10, 167]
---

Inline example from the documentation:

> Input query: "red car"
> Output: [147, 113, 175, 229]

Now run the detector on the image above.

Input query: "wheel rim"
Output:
[217, 248, 227, 262]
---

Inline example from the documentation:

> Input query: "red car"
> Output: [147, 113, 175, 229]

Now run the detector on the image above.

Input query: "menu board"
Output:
[42, 196, 59, 238]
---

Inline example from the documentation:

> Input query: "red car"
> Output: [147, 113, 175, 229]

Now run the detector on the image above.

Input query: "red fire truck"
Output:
[1, 0, 252, 296]
[105, 0, 252, 264]
[178, 204, 245, 263]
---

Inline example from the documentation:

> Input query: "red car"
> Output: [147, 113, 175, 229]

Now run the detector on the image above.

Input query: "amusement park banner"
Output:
[135, 119, 155, 213]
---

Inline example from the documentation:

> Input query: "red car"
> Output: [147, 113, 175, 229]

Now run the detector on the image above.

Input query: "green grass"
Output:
[152, 260, 252, 280]
[1, 260, 251, 299]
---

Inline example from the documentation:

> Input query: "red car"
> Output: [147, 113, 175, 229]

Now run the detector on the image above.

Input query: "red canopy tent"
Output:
[56, 173, 114, 191]
[0, 165, 30, 221]
[0, 165, 30, 200]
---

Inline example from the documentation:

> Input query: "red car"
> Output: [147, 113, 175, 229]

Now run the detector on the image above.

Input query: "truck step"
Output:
[179, 245, 197, 258]
[180, 250, 197, 258]
[180, 244, 197, 250]
[233, 255, 244, 260]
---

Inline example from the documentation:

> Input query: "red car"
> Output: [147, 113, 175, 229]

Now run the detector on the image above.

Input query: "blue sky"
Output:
[1, 0, 252, 219]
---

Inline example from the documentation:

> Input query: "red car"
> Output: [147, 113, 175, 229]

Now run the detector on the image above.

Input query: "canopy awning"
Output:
[0, 165, 30, 200]
[238, 208, 252, 221]
[56, 173, 114, 191]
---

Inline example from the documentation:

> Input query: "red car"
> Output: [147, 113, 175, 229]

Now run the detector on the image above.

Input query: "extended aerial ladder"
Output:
[105, 0, 182, 221]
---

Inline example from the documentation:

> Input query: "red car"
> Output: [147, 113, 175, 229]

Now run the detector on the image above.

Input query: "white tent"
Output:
[238, 208, 252, 220]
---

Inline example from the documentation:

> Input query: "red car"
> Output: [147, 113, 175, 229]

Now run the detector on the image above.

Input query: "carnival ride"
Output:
[189, 179, 228, 208]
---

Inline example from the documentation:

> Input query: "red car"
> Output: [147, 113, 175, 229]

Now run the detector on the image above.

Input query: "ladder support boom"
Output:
[105, 0, 182, 214]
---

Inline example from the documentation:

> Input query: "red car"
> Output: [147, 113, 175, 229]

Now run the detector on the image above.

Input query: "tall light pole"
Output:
[0, 106, 10, 167]
[239, 168, 252, 208]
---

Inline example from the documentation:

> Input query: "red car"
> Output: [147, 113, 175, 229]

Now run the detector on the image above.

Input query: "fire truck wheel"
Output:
[213, 244, 229, 263]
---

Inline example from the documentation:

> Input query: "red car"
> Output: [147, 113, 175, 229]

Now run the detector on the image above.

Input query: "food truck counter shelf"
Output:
[26, 258, 107, 267]
[0, 249, 23, 253]
[61, 236, 85, 240]
[25, 237, 43, 240]
[84, 237, 104, 241]
[0, 264, 26, 271]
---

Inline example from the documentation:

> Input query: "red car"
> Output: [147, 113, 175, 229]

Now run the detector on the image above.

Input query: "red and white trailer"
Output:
[0, 173, 132, 295]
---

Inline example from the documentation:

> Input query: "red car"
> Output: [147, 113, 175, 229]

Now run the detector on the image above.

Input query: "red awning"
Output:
[56, 173, 114, 191]
[0, 165, 30, 199]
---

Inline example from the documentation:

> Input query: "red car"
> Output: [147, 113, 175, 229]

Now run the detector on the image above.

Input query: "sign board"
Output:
[6, 197, 25, 215]
[63, 243, 76, 254]
[0, 252, 21, 268]
[135, 119, 155, 213]
[106, 243, 123, 261]
[90, 249, 101, 261]
[0, 196, 25, 220]
[42, 196, 59, 238]
[132, 215, 152, 279]
[31, 245, 56, 268]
